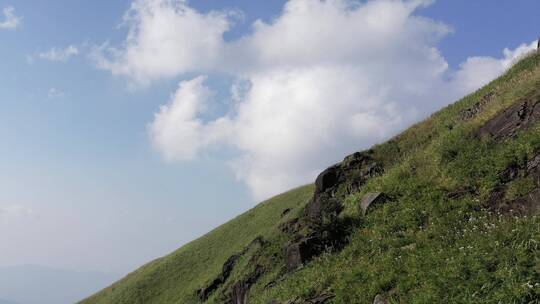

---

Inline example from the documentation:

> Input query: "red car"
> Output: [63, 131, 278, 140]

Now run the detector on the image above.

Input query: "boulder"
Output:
[359, 192, 387, 215]
[283, 151, 384, 273]
[305, 152, 383, 221]
[314, 167, 339, 194]
[284, 237, 320, 271]
[373, 294, 389, 304]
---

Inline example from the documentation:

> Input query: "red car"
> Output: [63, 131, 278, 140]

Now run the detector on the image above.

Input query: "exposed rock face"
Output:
[359, 192, 387, 215]
[302, 293, 335, 303]
[230, 265, 264, 304]
[197, 254, 240, 300]
[284, 237, 321, 272]
[281, 208, 292, 217]
[476, 89, 540, 141]
[305, 151, 383, 221]
[284, 151, 383, 271]
[486, 152, 540, 215]
[281, 292, 335, 304]
[460, 91, 496, 121]
[197, 237, 264, 301]
[280, 217, 301, 235]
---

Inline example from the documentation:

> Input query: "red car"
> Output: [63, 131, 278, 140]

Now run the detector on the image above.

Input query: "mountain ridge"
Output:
[81, 51, 540, 304]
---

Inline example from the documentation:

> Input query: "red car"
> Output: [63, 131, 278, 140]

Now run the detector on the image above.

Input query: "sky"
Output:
[0, 0, 539, 283]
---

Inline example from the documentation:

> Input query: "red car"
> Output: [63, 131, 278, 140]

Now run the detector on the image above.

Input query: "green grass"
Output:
[80, 185, 313, 304]
[81, 52, 540, 304]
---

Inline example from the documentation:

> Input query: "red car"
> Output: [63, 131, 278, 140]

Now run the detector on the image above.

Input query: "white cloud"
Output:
[229, 66, 410, 197]
[105, 0, 537, 199]
[451, 40, 537, 94]
[225, 0, 448, 73]
[148, 76, 231, 161]
[0, 205, 34, 219]
[92, 0, 233, 86]
[0, 6, 21, 30]
[48, 88, 65, 99]
[37, 45, 79, 62]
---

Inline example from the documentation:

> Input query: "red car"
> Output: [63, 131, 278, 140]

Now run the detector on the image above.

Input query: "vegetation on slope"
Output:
[80, 186, 313, 303]
[82, 52, 540, 304]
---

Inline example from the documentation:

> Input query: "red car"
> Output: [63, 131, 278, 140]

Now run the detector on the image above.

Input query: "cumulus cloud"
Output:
[451, 40, 537, 94]
[224, 0, 448, 73]
[0, 6, 21, 30]
[103, 0, 537, 199]
[148, 76, 231, 161]
[92, 0, 233, 85]
[37, 45, 79, 62]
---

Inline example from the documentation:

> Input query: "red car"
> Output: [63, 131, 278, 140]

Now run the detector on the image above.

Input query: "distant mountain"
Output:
[0, 265, 119, 304]
[0, 298, 19, 304]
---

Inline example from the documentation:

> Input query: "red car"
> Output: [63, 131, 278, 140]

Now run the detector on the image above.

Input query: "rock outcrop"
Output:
[277, 292, 335, 304]
[230, 265, 264, 304]
[476, 89, 540, 141]
[283, 151, 383, 271]
[373, 294, 389, 304]
[486, 152, 540, 215]
[197, 237, 265, 301]
[359, 192, 388, 215]
[460, 91, 496, 121]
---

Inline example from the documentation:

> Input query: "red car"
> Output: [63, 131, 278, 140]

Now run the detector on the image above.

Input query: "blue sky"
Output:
[0, 0, 539, 283]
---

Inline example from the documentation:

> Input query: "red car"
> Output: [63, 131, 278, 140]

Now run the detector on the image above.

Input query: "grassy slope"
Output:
[82, 52, 540, 304]
[81, 185, 314, 304]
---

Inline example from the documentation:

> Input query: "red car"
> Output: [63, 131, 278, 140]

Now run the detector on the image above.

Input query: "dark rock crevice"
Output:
[196, 237, 265, 301]
[230, 265, 265, 304]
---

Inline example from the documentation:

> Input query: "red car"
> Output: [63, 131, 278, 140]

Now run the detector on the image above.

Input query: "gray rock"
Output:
[400, 243, 417, 251]
[230, 265, 264, 304]
[359, 192, 387, 215]
[475, 89, 540, 142]
[284, 151, 383, 272]
[460, 91, 496, 121]
[373, 294, 389, 304]
[284, 237, 320, 271]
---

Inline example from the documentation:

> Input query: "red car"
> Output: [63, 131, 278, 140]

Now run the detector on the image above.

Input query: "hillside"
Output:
[81, 52, 540, 304]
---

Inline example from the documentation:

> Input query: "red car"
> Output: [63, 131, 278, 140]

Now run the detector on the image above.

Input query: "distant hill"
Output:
[81, 52, 540, 303]
[0, 265, 119, 304]
[0, 298, 20, 304]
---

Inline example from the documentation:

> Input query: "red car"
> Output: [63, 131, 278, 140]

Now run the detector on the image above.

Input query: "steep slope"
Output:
[80, 185, 314, 304]
[81, 52, 540, 304]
